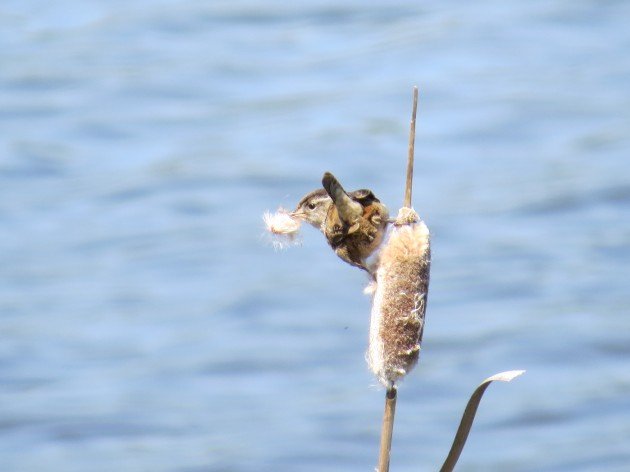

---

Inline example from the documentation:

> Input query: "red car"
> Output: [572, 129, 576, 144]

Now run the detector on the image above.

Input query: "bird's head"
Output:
[291, 189, 331, 230]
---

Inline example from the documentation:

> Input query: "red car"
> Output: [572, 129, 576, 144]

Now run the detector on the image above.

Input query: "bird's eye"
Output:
[307, 202, 317, 210]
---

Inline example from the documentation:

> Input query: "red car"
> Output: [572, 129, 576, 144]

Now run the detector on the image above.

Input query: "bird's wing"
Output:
[349, 189, 378, 204]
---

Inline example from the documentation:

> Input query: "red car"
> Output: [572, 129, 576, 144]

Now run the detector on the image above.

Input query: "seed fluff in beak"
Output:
[263, 208, 302, 250]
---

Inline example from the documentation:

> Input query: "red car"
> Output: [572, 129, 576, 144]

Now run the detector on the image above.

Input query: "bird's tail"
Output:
[322, 172, 363, 224]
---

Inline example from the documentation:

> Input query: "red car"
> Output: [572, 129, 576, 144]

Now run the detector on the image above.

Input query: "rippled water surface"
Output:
[1, 1, 629, 471]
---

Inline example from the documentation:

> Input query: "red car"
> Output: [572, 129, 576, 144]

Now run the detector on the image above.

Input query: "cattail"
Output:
[367, 207, 431, 388]
[263, 209, 302, 249]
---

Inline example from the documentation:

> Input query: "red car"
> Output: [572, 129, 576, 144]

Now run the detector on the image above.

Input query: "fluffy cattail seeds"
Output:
[367, 207, 430, 388]
[263, 209, 302, 250]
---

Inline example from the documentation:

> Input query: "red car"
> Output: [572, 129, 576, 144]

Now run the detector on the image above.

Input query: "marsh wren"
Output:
[291, 172, 389, 273]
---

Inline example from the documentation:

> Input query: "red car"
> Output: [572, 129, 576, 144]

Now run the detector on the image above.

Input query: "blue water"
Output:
[1, 1, 629, 471]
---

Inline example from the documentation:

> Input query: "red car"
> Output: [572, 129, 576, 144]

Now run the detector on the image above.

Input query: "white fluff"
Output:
[263, 209, 302, 250]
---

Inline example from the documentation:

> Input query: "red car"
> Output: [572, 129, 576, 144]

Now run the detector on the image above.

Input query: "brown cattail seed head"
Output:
[367, 207, 431, 388]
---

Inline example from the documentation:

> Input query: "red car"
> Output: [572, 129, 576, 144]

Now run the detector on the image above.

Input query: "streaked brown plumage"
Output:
[291, 172, 389, 273]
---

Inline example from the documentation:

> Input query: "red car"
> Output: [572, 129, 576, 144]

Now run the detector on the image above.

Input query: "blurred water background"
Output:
[1, 1, 629, 471]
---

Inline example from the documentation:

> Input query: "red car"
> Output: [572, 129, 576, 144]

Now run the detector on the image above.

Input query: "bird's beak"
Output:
[290, 209, 305, 220]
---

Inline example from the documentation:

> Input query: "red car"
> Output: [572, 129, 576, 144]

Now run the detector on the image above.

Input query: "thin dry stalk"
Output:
[439, 370, 525, 472]
[377, 387, 397, 472]
[404, 86, 418, 208]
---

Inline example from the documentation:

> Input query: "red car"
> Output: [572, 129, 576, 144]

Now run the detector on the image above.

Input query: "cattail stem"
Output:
[374, 86, 422, 471]
[377, 387, 398, 472]
[404, 86, 419, 208]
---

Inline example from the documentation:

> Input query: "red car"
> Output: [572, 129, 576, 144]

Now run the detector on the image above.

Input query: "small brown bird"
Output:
[291, 172, 389, 273]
